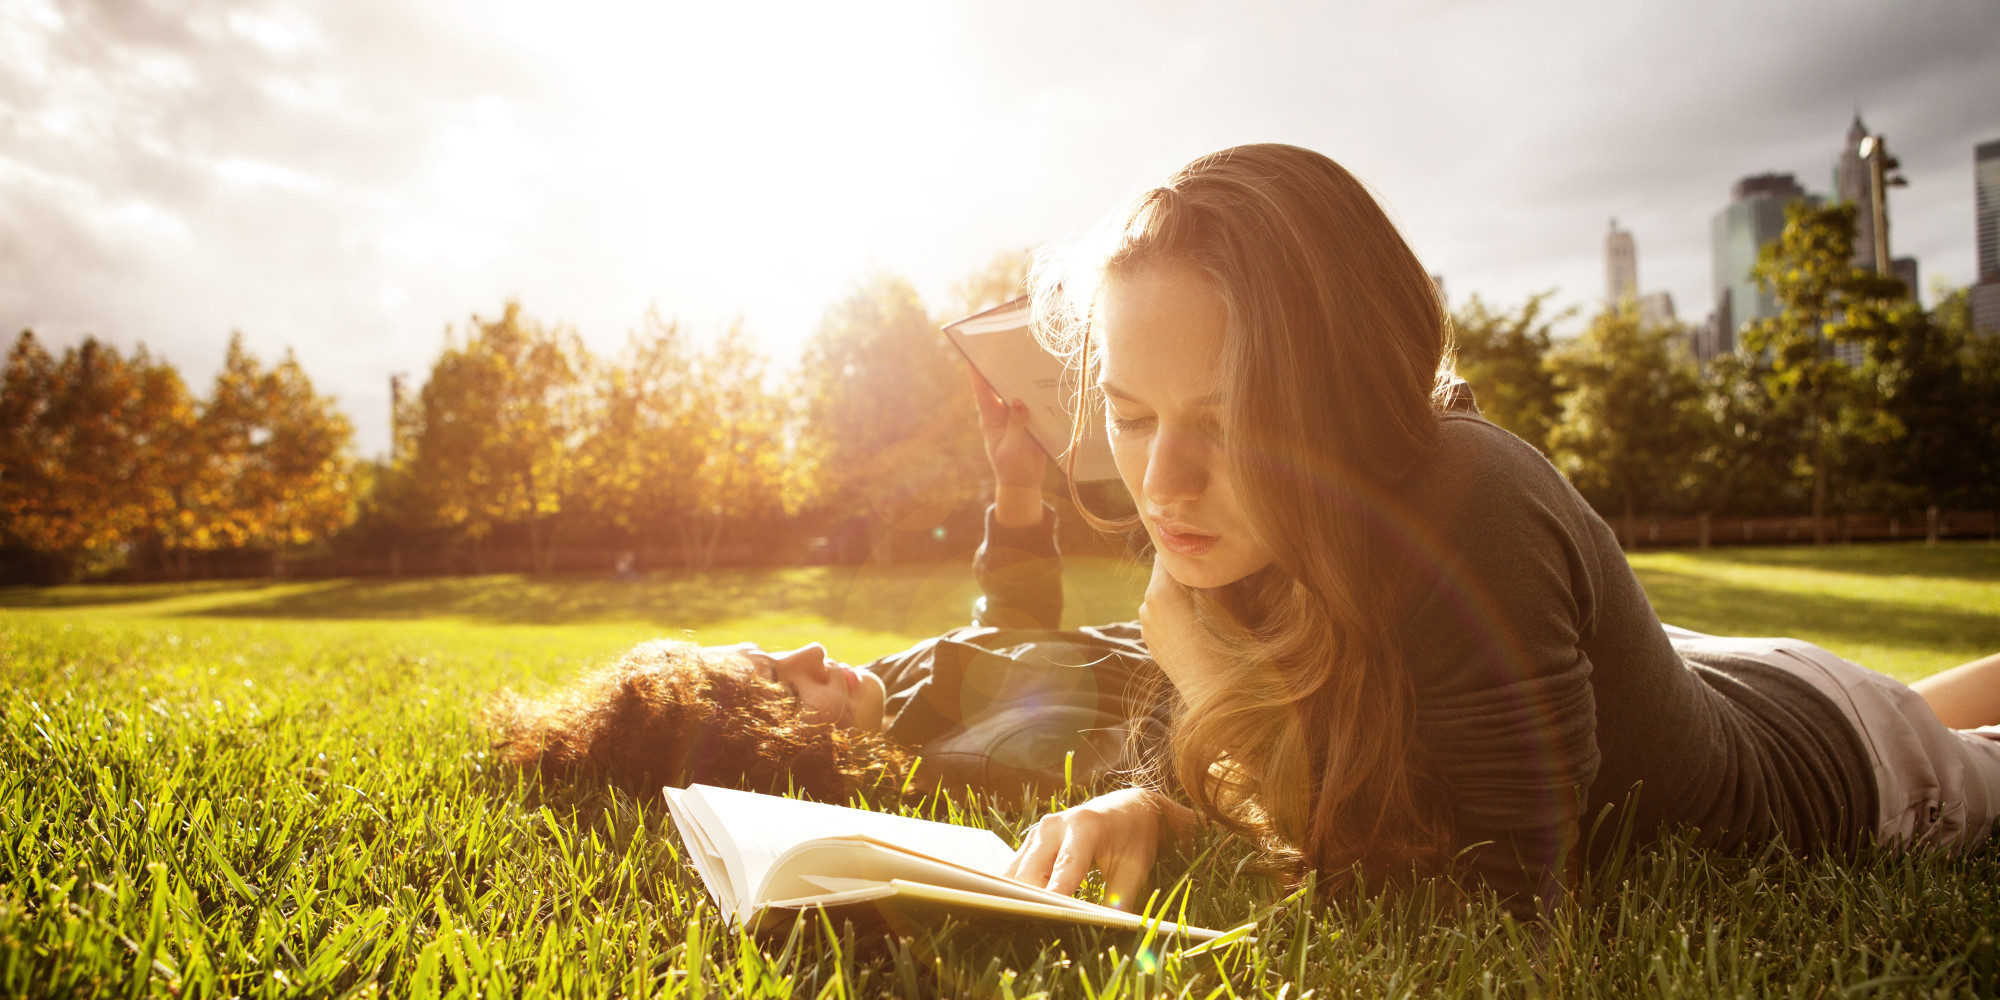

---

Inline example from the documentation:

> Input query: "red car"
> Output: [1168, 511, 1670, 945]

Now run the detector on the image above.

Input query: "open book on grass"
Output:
[662, 784, 1233, 942]
[943, 297, 1120, 483]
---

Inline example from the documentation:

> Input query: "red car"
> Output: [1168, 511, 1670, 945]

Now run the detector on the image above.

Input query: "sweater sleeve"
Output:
[972, 503, 1063, 631]
[1397, 420, 1608, 906]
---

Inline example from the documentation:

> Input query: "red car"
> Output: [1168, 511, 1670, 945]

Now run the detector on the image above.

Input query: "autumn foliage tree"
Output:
[679, 324, 815, 567]
[574, 310, 705, 556]
[399, 302, 588, 573]
[949, 248, 1031, 316]
[0, 331, 352, 581]
[184, 334, 354, 561]
[799, 275, 983, 553]
[575, 315, 813, 569]
[0, 334, 191, 578]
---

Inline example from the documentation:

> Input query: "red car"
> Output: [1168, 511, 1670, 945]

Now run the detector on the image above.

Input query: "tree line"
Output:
[4, 205, 1995, 582]
[1457, 201, 2000, 547]
[1, 333, 352, 581]
[0, 257, 1027, 582]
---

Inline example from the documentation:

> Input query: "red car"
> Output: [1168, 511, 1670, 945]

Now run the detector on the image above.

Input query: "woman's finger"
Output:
[968, 368, 1007, 430]
[1006, 815, 1065, 886]
[1098, 844, 1154, 912]
[1043, 826, 1100, 897]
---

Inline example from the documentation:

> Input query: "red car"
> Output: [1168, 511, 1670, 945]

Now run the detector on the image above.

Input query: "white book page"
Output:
[944, 301, 1120, 483]
[679, 785, 1014, 919]
[661, 787, 743, 918]
[760, 840, 1110, 916]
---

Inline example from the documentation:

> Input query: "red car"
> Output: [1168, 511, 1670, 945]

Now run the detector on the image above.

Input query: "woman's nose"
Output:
[1144, 427, 1212, 505]
[777, 644, 829, 680]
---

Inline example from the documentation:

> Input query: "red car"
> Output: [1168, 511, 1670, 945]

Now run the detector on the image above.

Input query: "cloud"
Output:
[0, 0, 550, 448]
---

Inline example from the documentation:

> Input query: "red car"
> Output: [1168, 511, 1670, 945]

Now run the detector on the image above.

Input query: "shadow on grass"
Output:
[19, 568, 996, 639]
[0, 580, 292, 609]
[1667, 540, 2000, 583]
[1636, 565, 2000, 653]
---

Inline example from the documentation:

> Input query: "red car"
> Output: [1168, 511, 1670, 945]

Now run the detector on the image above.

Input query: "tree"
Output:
[576, 315, 814, 569]
[680, 324, 816, 568]
[192, 333, 355, 560]
[402, 302, 590, 573]
[799, 275, 983, 549]
[0, 333, 194, 580]
[574, 309, 706, 556]
[1743, 201, 1910, 543]
[1450, 293, 1567, 451]
[1684, 352, 1808, 518]
[1545, 305, 1708, 546]
[1845, 288, 2000, 512]
[949, 248, 1032, 317]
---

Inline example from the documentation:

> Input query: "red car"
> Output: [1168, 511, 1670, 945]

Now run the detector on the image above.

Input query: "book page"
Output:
[760, 840, 1104, 916]
[764, 874, 1231, 942]
[944, 299, 1120, 483]
[677, 785, 1014, 920]
[877, 880, 1230, 941]
[661, 787, 742, 917]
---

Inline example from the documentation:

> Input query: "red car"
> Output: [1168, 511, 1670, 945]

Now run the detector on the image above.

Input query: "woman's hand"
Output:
[970, 369, 1048, 528]
[1006, 787, 1195, 909]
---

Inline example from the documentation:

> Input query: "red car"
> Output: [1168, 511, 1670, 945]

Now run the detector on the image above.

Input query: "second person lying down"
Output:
[489, 504, 1168, 801]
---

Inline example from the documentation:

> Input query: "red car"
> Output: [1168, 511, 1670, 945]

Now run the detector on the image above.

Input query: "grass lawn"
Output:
[4, 541, 1998, 997]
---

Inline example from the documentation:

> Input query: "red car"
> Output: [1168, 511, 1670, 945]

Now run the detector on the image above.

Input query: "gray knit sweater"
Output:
[1393, 411, 1873, 899]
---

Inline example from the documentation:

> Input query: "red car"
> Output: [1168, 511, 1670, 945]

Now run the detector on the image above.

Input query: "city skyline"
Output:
[3, 0, 1997, 457]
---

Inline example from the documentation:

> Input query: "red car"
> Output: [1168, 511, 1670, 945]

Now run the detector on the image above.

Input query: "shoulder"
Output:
[1399, 413, 1586, 532]
[1386, 413, 1625, 646]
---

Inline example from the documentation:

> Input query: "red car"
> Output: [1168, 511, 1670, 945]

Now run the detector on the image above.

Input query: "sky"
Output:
[4, 0, 1996, 457]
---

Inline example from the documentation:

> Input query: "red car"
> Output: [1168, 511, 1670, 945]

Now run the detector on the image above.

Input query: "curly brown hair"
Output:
[486, 639, 913, 803]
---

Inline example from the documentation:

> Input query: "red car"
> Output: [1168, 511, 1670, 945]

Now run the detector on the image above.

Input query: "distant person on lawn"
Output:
[489, 381, 1166, 800]
[995, 143, 2000, 912]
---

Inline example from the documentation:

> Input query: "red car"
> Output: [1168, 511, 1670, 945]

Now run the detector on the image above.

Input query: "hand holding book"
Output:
[969, 368, 1049, 529]
[943, 297, 1120, 485]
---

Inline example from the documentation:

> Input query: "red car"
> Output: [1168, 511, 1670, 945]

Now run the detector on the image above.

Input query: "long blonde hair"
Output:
[1034, 143, 1458, 884]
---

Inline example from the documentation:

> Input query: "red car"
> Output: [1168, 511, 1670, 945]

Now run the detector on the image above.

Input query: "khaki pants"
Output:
[1665, 626, 2000, 851]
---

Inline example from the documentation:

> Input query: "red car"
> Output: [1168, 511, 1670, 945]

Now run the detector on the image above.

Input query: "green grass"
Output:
[3, 542, 1998, 997]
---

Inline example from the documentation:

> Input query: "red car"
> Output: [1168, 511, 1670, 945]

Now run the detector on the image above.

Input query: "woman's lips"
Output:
[836, 663, 859, 692]
[1153, 521, 1219, 556]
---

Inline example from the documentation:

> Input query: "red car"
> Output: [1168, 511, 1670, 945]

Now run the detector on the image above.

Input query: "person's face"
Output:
[1098, 265, 1275, 589]
[708, 643, 887, 731]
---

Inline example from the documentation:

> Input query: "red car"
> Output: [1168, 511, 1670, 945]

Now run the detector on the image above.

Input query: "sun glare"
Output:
[410, 0, 975, 354]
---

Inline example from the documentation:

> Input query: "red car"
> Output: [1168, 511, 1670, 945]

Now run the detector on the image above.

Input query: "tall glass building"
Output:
[1833, 116, 1885, 274]
[1605, 218, 1637, 306]
[1710, 173, 1817, 353]
[1975, 139, 2000, 334]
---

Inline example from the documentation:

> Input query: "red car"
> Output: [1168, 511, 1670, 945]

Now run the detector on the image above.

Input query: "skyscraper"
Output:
[1834, 115, 1882, 273]
[1605, 219, 1637, 305]
[1711, 173, 1817, 353]
[1637, 291, 1676, 328]
[1975, 139, 2000, 334]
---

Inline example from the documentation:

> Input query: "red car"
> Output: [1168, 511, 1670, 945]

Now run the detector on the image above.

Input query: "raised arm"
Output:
[969, 369, 1064, 630]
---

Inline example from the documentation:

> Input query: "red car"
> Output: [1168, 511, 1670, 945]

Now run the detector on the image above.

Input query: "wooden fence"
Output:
[1607, 508, 1998, 550]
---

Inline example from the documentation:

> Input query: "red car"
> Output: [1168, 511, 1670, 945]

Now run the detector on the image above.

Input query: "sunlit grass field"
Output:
[5, 541, 1999, 997]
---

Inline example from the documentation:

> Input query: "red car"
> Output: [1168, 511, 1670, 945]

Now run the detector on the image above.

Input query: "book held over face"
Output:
[661, 784, 1233, 941]
[943, 297, 1121, 483]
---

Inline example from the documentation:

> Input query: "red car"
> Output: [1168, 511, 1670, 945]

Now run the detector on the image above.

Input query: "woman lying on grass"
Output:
[489, 416, 1166, 802]
[1000, 142, 2000, 912]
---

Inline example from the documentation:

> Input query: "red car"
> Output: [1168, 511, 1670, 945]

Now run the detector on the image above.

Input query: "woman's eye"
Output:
[1107, 413, 1154, 434]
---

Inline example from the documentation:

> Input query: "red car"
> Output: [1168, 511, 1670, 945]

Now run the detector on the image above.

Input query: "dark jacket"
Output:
[862, 506, 1166, 794]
